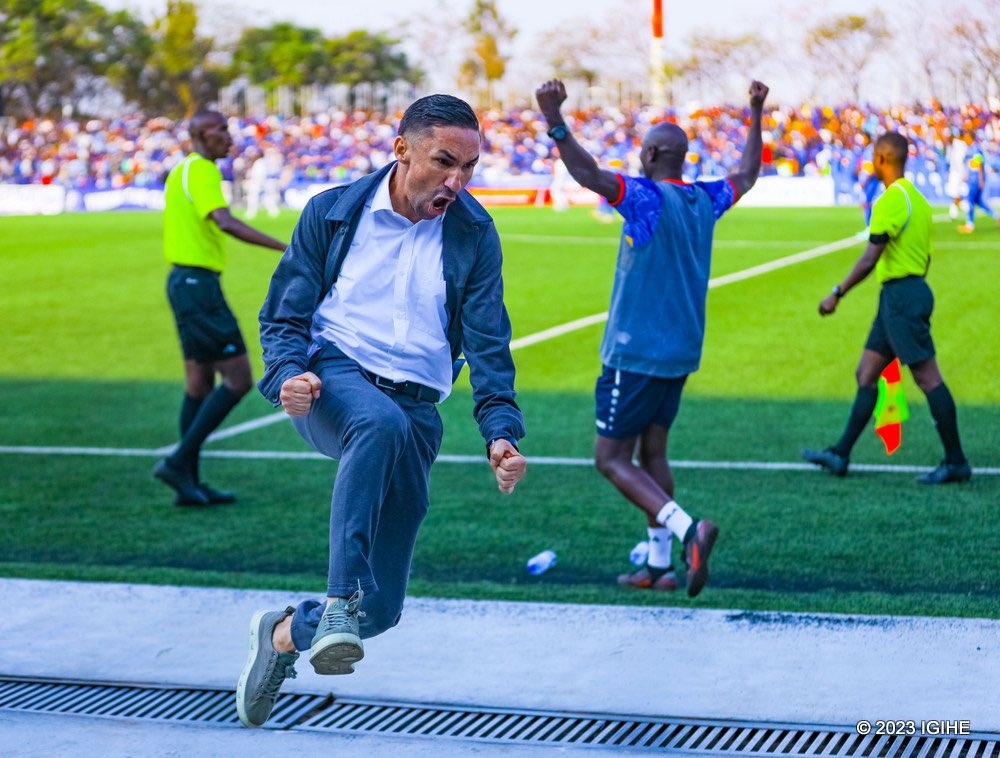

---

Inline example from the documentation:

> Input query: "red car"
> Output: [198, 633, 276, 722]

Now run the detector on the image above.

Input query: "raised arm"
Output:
[727, 80, 769, 199]
[535, 79, 622, 203]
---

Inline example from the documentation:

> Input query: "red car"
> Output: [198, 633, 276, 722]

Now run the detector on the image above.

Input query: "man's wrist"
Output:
[487, 437, 520, 455]
[832, 284, 844, 298]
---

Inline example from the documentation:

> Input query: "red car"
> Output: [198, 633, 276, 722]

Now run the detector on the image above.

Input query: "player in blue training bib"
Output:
[536, 78, 770, 597]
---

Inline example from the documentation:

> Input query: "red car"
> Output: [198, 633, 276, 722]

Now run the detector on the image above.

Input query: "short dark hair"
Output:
[875, 132, 909, 167]
[189, 110, 225, 137]
[398, 94, 479, 137]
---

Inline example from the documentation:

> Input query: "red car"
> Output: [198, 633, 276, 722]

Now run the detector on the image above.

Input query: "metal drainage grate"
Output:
[0, 675, 328, 729]
[298, 701, 999, 757]
[1, 676, 997, 757]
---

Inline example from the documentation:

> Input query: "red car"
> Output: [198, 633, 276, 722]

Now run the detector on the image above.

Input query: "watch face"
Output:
[549, 125, 567, 140]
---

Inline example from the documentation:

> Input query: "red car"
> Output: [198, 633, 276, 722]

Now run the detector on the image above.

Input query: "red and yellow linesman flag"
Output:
[652, 0, 663, 38]
[873, 358, 909, 455]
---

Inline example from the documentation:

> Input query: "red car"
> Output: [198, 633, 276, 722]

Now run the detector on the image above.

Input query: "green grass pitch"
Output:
[1, 202, 997, 618]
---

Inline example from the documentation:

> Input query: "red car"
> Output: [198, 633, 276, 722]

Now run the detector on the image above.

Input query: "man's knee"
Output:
[351, 402, 409, 447]
[594, 445, 628, 480]
[360, 603, 403, 639]
[219, 356, 254, 397]
[910, 361, 944, 394]
[223, 377, 253, 398]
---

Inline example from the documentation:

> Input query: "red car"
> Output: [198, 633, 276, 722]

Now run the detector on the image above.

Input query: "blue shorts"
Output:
[595, 366, 688, 439]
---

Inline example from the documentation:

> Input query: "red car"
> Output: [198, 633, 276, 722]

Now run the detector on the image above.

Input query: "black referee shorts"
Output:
[166, 265, 247, 363]
[864, 275, 936, 366]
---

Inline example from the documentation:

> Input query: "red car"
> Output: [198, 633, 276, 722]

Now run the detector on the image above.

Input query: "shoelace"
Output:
[323, 600, 366, 626]
[322, 587, 367, 628]
[261, 655, 297, 700]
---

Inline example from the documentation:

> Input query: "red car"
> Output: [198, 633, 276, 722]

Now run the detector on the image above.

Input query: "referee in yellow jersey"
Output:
[803, 131, 971, 485]
[155, 111, 288, 506]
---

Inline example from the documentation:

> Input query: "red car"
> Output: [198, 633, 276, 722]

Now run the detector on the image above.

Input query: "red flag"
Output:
[873, 359, 909, 455]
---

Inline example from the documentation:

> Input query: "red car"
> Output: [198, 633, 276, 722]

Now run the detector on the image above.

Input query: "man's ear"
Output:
[393, 135, 408, 164]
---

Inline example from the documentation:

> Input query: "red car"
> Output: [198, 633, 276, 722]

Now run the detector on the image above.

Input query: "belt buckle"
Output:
[371, 373, 395, 391]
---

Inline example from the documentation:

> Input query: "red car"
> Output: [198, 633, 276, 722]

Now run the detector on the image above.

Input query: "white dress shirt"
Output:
[311, 167, 453, 400]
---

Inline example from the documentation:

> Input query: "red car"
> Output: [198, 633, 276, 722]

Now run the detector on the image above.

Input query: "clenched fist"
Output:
[279, 372, 322, 416]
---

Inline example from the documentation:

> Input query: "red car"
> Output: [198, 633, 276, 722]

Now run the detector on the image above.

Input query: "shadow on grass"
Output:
[1, 380, 997, 618]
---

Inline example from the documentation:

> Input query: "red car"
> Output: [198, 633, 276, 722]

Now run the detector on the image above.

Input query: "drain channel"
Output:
[1, 675, 996, 756]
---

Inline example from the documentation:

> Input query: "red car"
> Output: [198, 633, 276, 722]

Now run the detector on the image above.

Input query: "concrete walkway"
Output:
[0, 578, 996, 756]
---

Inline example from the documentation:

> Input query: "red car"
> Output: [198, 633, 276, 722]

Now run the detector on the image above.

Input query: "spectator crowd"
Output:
[2, 99, 999, 206]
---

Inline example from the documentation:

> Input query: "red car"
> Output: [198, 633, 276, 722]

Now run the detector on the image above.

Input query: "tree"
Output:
[141, 0, 219, 118]
[228, 22, 330, 90]
[527, 0, 649, 108]
[947, 0, 1000, 104]
[804, 12, 890, 103]
[393, 0, 460, 93]
[660, 55, 702, 108]
[0, 0, 151, 117]
[326, 30, 422, 89]
[458, 0, 517, 107]
[537, 24, 602, 90]
[887, 0, 949, 103]
[679, 31, 767, 104]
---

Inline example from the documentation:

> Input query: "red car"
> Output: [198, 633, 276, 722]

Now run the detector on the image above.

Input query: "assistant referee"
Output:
[803, 131, 971, 485]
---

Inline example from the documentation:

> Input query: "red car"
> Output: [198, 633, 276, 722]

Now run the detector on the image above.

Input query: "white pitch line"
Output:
[509, 212, 956, 350]
[509, 312, 610, 351]
[197, 410, 291, 446]
[706, 236, 860, 288]
[136, 216, 964, 449]
[1, 445, 997, 476]
[509, 230, 868, 352]
[504, 234, 617, 245]
[507, 233, 833, 249]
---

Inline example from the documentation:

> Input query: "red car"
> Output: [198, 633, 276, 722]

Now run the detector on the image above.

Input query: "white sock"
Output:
[655, 501, 693, 543]
[646, 526, 673, 569]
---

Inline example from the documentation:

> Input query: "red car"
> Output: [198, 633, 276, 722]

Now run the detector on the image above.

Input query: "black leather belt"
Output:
[366, 372, 441, 403]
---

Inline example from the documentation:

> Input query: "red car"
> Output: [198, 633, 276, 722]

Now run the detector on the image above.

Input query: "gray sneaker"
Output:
[309, 587, 365, 675]
[236, 606, 298, 728]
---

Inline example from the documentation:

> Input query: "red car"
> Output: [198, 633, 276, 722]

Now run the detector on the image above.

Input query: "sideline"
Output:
[1, 444, 997, 476]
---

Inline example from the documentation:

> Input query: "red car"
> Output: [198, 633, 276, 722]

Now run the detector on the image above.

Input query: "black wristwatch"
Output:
[547, 124, 569, 141]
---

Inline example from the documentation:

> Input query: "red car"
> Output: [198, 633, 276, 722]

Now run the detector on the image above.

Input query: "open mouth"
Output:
[432, 194, 455, 212]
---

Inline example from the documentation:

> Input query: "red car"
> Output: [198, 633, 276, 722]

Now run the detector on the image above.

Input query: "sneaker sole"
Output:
[235, 609, 269, 728]
[309, 633, 363, 675]
[686, 522, 719, 598]
[617, 574, 679, 591]
[917, 472, 972, 485]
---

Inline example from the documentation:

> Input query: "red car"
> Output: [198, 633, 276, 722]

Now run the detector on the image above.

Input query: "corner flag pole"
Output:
[650, 0, 666, 107]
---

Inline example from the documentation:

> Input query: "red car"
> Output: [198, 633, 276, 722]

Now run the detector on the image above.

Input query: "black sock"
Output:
[833, 385, 879, 458]
[179, 394, 204, 480]
[646, 565, 674, 581]
[180, 393, 203, 437]
[926, 383, 966, 465]
[169, 385, 242, 475]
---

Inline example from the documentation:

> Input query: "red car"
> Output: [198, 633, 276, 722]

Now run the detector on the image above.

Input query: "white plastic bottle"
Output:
[526, 549, 557, 575]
